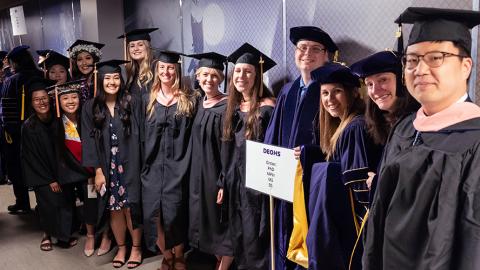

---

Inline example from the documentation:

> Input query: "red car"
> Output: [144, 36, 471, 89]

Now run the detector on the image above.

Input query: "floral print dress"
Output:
[107, 119, 129, 210]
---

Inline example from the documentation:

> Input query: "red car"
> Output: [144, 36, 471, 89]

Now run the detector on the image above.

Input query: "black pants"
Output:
[5, 133, 30, 208]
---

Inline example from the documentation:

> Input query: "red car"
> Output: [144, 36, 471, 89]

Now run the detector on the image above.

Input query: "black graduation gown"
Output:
[127, 73, 152, 98]
[188, 98, 232, 256]
[263, 78, 320, 270]
[54, 117, 97, 225]
[22, 114, 73, 242]
[222, 105, 274, 270]
[142, 99, 194, 251]
[81, 96, 143, 230]
[363, 113, 480, 270]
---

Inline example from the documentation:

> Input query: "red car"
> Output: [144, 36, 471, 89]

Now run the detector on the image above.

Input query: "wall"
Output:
[124, 0, 480, 100]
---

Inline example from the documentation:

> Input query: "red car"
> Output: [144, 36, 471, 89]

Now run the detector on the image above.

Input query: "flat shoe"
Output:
[40, 236, 53, 251]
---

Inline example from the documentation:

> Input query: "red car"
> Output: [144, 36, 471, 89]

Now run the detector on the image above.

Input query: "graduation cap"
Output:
[7, 45, 30, 62]
[228, 43, 277, 96]
[118, 28, 158, 60]
[46, 79, 84, 117]
[395, 7, 480, 54]
[156, 51, 185, 88]
[68, 39, 104, 58]
[118, 28, 158, 42]
[158, 50, 184, 64]
[350, 51, 402, 78]
[228, 43, 276, 71]
[37, 50, 70, 78]
[89, 59, 129, 97]
[23, 77, 55, 117]
[290, 26, 338, 54]
[188, 52, 228, 91]
[311, 62, 360, 88]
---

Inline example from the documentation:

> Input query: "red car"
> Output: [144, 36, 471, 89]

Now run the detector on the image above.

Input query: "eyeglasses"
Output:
[402, 51, 467, 70]
[295, 45, 326, 54]
[32, 97, 49, 104]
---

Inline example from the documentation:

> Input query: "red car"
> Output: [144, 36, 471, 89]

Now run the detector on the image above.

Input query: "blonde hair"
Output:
[146, 61, 199, 118]
[125, 40, 154, 89]
[319, 83, 365, 160]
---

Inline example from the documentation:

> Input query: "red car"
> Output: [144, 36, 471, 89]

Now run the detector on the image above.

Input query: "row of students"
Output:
[4, 5, 480, 270]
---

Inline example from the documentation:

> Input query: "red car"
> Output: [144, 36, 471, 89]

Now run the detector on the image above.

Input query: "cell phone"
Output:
[87, 184, 97, 198]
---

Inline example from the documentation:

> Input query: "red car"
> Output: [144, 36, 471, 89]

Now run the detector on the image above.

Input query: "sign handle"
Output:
[270, 195, 275, 270]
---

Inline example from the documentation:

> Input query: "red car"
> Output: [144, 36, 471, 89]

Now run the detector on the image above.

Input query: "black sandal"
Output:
[127, 245, 143, 269]
[112, 244, 126, 268]
[40, 236, 53, 251]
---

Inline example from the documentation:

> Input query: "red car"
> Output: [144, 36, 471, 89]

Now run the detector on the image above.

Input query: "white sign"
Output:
[245, 140, 297, 202]
[10, 6, 27, 36]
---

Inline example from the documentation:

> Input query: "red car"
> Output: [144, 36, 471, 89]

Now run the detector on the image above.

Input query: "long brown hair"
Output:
[146, 61, 198, 118]
[222, 65, 273, 141]
[319, 83, 365, 160]
[125, 40, 154, 89]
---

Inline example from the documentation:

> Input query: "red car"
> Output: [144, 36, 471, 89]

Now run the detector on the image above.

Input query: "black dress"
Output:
[81, 96, 143, 230]
[142, 98, 195, 251]
[221, 105, 274, 270]
[189, 98, 232, 256]
[22, 114, 73, 242]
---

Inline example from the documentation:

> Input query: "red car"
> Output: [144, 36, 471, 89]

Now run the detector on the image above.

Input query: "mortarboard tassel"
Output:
[21, 85, 25, 121]
[55, 86, 60, 118]
[333, 50, 339, 62]
[43, 62, 47, 79]
[68, 49, 73, 78]
[123, 34, 127, 61]
[396, 24, 404, 53]
[223, 60, 228, 93]
[259, 55, 264, 97]
[178, 56, 183, 90]
[93, 63, 98, 97]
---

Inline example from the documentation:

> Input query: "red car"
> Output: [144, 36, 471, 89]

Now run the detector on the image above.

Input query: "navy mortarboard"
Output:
[7, 45, 30, 62]
[351, 50, 406, 97]
[37, 50, 70, 78]
[395, 7, 480, 54]
[350, 51, 402, 78]
[290, 26, 338, 54]
[311, 62, 360, 88]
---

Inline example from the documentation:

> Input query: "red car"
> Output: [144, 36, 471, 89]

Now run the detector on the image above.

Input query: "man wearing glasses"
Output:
[264, 26, 337, 270]
[363, 7, 480, 270]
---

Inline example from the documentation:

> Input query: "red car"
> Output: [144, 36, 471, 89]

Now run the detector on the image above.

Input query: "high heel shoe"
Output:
[97, 236, 112, 256]
[83, 234, 95, 257]
[127, 245, 143, 269]
[112, 244, 126, 268]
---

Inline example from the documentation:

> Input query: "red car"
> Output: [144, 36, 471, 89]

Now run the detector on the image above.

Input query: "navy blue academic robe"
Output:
[300, 115, 381, 270]
[264, 77, 322, 270]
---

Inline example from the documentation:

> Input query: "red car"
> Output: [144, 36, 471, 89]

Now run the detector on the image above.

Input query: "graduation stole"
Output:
[286, 161, 309, 268]
[63, 115, 82, 162]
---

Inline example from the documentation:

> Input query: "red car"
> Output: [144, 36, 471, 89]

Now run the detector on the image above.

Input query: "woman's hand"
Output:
[294, 146, 302, 160]
[95, 168, 106, 192]
[49, 181, 62, 193]
[367, 172, 376, 190]
[217, 189, 224, 204]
